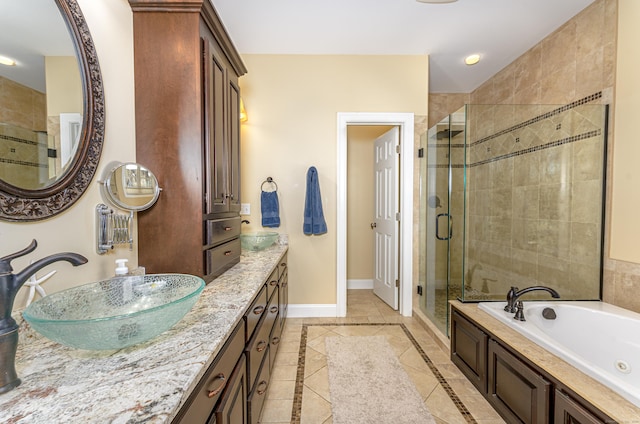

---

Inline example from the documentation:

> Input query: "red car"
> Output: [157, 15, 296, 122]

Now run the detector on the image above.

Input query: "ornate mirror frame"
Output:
[0, 0, 104, 222]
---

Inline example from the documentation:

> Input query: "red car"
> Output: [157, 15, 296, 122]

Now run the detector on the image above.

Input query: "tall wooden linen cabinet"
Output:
[128, 0, 247, 282]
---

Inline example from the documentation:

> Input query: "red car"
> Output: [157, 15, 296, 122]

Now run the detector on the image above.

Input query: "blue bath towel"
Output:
[303, 166, 327, 235]
[261, 190, 280, 228]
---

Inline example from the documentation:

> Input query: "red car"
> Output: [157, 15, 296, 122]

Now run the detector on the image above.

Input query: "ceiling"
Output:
[211, 0, 596, 93]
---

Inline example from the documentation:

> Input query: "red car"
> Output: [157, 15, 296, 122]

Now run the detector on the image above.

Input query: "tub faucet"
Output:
[504, 285, 560, 314]
[0, 240, 87, 394]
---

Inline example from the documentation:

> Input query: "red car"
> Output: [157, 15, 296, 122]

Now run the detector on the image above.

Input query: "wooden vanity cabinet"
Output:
[174, 252, 288, 424]
[450, 305, 613, 424]
[129, 0, 247, 282]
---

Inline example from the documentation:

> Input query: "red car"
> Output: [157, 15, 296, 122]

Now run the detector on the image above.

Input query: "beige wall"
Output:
[346, 125, 393, 281]
[239, 54, 428, 305]
[45, 56, 82, 116]
[605, 0, 640, 311]
[610, 0, 640, 262]
[2, 0, 138, 311]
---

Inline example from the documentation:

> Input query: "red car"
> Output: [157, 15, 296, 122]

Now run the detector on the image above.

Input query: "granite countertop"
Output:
[451, 301, 640, 423]
[0, 244, 288, 424]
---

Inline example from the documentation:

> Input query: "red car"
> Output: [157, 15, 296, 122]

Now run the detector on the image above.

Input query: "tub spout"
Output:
[504, 285, 560, 313]
[0, 240, 87, 394]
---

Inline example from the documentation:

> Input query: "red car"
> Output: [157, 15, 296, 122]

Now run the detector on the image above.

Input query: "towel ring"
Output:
[261, 177, 278, 192]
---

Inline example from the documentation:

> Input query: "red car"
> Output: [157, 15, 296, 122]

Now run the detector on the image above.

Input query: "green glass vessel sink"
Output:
[240, 231, 279, 251]
[22, 274, 205, 350]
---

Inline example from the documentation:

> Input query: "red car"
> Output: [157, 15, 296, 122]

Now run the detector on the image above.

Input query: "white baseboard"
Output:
[347, 279, 374, 289]
[287, 304, 337, 318]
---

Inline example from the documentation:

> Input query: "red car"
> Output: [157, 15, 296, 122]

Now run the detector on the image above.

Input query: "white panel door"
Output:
[373, 127, 399, 309]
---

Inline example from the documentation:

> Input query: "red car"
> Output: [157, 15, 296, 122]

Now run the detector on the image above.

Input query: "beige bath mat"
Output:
[325, 335, 436, 424]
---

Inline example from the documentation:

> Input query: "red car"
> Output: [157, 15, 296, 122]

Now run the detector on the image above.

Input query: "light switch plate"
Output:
[240, 203, 250, 215]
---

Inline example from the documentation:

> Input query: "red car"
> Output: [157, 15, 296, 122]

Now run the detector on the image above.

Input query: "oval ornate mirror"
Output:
[103, 163, 161, 212]
[0, 0, 104, 221]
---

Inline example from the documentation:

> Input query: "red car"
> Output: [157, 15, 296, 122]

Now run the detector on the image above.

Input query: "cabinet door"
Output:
[451, 310, 488, 393]
[227, 78, 241, 214]
[202, 36, 230, 215]
[554, 390, 607, 424]
[488, 340, 551, 424]
[211, 354, 248, 424]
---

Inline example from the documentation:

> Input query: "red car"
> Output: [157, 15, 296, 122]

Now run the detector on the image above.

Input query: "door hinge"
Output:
[418, 147, 424, 158]
[395, 279, 399, 288]
[396, 145, 400, 154]
[396, 212, 401, 221]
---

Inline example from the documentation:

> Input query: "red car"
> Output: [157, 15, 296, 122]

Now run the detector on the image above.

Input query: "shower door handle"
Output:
[436, 213, 452, 240]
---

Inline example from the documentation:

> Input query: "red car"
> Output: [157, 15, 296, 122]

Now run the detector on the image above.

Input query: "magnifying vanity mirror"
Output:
[102, 163, 161, 212]
[96, 162, 161, 254]
[0, 0, 104, 221]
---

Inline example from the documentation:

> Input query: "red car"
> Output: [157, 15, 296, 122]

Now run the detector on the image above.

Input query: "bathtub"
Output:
[478, 301, 640, 408]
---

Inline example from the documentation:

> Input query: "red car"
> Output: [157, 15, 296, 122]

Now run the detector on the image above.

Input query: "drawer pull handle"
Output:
[207, 373, 226, 398]
[269, 279, 277, 286]
[270, 306, 278, 314]
[271, 336, 280, 346]
[256, 340, 267, 352]
[253, 305, 265, 315]
[257, 380, 268, 396]
[224, 250, 232, 256]
[224, 226, 233, 231]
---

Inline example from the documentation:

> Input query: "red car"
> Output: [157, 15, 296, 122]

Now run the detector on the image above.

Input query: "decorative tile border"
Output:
[424, 92, 605, 169]
[290, 323, 477, 424]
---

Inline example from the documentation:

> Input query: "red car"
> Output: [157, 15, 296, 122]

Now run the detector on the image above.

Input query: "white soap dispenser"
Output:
[115, 258, 129, 276]
[115, 258, 133, 302]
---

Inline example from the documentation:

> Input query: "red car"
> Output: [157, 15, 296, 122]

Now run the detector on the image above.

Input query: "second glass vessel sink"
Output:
[240, 232, 279, 251]
[22, 274, 205, 350]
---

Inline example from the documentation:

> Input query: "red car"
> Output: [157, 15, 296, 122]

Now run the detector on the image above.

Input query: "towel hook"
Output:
[261, 177, 278, 192]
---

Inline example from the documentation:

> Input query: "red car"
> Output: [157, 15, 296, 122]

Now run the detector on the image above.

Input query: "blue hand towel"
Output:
[261, 190, 280, 228]
[303, 166, 327, 235]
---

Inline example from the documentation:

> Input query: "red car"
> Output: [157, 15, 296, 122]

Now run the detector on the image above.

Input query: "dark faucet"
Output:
[0, 240, 87, 394]
[504, 285, 560, 313]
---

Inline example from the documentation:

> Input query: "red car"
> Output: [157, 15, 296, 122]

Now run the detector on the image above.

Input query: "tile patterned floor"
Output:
[259, 290, 506, 424]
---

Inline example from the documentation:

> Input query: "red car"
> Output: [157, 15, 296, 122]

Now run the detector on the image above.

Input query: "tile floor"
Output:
[259, 289, 505, 424]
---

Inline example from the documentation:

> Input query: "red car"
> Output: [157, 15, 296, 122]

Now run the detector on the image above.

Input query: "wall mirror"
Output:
[0, 0, 104, 221]
[102, 162, 161, 212]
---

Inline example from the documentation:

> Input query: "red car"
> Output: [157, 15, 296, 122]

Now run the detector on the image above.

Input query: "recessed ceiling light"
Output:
[0, 55, 16, 66]
[465, 54, 481, 66]
[416, 0, 458, 3]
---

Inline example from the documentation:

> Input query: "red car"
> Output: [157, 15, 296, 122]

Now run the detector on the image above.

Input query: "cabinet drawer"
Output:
[205, 238, 240, 279]
[245, 312, 272, 391]
[269, 314, 282, 371]
[244, 285, 267, 341]
[266, 268, 279, 301]
[173, 319, 246, 423]
[211, 354, 248, 424]
[278, 253, 287, 277]
[247, 349, 270, 424]
[205, 216, 241, 247]
[279, 268, 288, 327]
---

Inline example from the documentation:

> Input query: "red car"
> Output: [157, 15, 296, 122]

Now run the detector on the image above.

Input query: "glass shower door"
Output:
[420, 114, 453, 334]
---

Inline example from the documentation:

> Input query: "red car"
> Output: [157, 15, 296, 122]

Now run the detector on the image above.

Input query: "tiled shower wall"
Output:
[424, 0, 640, 311]
[0, 75, 50, 189]
[464, 99, 607, 299]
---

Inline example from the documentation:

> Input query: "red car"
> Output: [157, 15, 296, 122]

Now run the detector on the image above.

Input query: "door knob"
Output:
[370, 222, 377, 229]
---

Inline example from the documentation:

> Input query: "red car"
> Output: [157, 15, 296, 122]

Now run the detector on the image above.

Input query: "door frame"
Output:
[337, 112, 414, 317]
